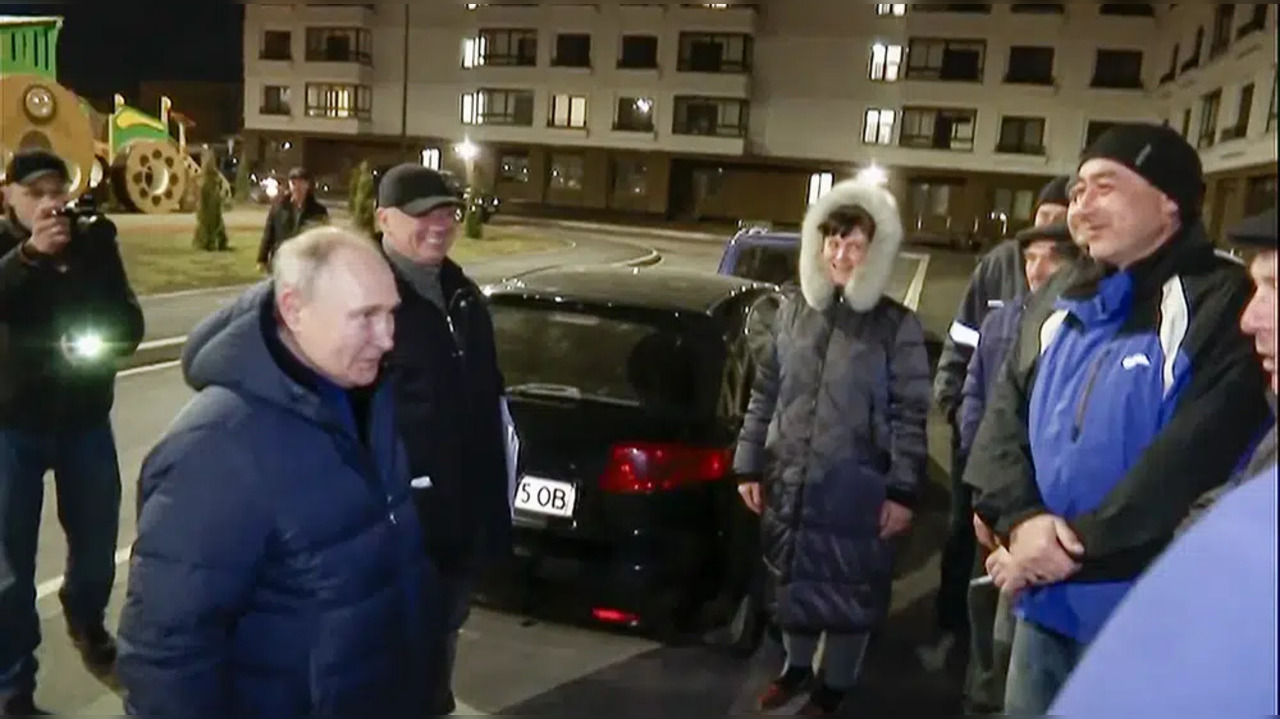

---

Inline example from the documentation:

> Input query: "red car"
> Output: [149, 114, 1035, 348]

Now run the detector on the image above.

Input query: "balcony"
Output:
[1219, 125, 1248, 143]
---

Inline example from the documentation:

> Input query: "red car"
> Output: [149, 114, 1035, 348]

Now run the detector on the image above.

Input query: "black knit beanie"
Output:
[1079, 122, 1205, 221]
[1036, 175, 1070, 210]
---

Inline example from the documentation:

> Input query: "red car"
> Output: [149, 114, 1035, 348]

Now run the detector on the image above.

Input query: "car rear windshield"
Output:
[491, 303, 724, 415]
[730, 243, 799, 286]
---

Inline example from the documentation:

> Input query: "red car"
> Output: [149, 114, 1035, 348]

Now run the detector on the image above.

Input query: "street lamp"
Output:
[454, 138, 480, 225]
[855, 163, 888, 186]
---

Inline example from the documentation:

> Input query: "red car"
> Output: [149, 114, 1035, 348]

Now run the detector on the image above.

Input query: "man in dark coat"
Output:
[956, 221, 1080, 714]
[256, 166, 330, 270]
[932, 176, 1070, 635]
[734, 178, 931, 715]
[0, 149, 144, 714]
[116, 227, 432, 716]
[374, 164, 512, 716]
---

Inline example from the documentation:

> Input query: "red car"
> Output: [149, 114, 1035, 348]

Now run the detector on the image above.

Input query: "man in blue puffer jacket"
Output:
[116, 227, 434, 716]
[964, 122, 1272, 713]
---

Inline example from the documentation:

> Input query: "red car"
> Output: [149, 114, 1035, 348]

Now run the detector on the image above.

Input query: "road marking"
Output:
[118, 359, 181, 378]
[141, 283, 250, 300]
[138, 336, 186, 351]
[36, 547, 132, 601]
[903, 253, 931, 312]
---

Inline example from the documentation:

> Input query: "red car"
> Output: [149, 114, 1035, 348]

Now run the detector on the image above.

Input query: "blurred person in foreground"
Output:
[957, 221, 1081, 714]
[0, 148, 144, 714]
[1050, 205, 1277, 715]
[932, 176, 1070, 636]
[116, 227, 432, 716]
[375, 164, 513, 715]
[965, 123, 1271, 713]
[734, 177, 931, 715]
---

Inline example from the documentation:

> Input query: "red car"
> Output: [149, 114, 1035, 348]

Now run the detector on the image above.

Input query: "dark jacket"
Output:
[116, 283, 432, 717]
[257, 193, 329, 265]
[734, 179, 931, 633]
[957, 299, 1026, 456]
[384, 256, 510, 578]
[0, 213, 144, 430]
[965, 225, 1271, 643]
[933, 239, 1026, 418]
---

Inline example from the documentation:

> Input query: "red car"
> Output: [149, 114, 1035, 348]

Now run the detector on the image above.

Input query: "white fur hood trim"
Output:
[798, 178, 904, 312]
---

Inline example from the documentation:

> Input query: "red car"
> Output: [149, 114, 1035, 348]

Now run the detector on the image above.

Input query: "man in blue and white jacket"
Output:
[964, 122, 1272, 714]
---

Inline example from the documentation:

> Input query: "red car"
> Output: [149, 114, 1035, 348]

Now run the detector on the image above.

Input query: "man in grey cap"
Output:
[375, 163, 512, 715]
[0, 148, 144, 714]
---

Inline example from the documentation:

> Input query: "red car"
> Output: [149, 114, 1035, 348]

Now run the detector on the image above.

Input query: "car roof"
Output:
[727, 230, 801, 249]
[485, 265, 775, 314]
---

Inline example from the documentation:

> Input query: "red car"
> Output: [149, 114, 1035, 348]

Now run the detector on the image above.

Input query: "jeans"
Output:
[0, 421, 122, 694]
[963, 553, 1016, 712]
[1004, 617, 1085, 714]
[937, 423, 974, 634]
[782, 631, 871, 691]
[426, 573, 472, 714]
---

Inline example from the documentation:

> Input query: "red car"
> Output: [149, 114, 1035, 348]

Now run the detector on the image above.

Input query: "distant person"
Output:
[734, 178, 931, 715]
[116, 227, 432, 715]
[256, 166, 329, 271]
[956, 221, 1080, 714]
[0, 149, 144, 714]
[374, 164, 513, 716]
[932, 176, 1070, 636]
[965, 123, 1271, 713]
[1049, 205, 1278, 715]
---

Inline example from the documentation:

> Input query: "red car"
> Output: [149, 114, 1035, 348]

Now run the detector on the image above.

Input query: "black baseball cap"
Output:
[1015, 221, 1081, 259]
[1227, 207, 1277, 250]
[377, 164, 462, 216]
[287, 166, 311, 181]
[3, 148, 69, 186]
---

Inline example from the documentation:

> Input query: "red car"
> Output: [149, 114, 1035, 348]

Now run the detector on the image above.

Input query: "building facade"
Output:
[241, 2, 1276, 238]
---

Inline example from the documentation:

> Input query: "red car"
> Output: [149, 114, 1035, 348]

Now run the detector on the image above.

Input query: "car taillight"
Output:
[599, 442, 732, 494]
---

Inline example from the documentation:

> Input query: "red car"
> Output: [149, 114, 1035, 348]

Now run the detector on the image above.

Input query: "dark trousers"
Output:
[425, 572, 472, 715]
[963, 552, 1015, 713]
[936, 423, 975, 634]
[0, 421, 121, 694]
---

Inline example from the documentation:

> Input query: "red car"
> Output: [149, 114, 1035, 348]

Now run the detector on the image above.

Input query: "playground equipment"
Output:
[0, 14, 230, 213]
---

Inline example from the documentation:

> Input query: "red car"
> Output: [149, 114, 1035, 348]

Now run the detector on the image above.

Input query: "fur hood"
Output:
[798, 178, 904, 312]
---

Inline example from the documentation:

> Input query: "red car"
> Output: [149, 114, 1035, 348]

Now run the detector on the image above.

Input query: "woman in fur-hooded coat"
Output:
[733, 177, 932, 710]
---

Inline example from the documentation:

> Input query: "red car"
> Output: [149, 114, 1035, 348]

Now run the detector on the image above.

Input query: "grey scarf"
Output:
[381, 236, 446, 311]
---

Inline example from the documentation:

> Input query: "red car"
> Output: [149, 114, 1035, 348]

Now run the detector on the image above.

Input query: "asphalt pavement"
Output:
[28, 224, 971, 715]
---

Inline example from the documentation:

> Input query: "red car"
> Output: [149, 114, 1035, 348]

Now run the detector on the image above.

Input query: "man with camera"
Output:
[0, 148, 144, 714]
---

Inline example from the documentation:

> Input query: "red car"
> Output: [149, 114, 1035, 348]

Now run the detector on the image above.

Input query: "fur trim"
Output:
[798, 178, 904, 312]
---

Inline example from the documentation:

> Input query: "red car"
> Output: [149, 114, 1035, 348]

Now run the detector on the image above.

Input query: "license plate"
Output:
[514, 476, 576, 518]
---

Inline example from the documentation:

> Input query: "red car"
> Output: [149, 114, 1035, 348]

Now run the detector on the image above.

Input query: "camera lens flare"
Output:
[69, 332, 105, 360]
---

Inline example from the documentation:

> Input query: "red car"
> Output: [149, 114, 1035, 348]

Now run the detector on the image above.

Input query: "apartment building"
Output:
[241, 2, 1277, 236]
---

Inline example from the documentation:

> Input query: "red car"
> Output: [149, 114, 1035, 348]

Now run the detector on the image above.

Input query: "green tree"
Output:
[192, 150, 229, 252]
[232, 151, 251, 203]
[349, 160, 376, 238]
[462, 192, 484, 240]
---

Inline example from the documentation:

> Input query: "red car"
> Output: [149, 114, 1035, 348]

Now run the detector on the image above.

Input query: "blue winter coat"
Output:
[965, 227, 1271, 644]
[116, 283, 434, 717]
[1050, 466, 1278, 715]
[957, 299, 1025, 457]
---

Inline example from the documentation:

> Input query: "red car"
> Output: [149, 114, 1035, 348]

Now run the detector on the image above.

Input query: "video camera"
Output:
[49, 196, 105, 236]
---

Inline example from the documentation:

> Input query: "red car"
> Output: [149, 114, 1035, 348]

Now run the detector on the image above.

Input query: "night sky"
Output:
[3, 4, 242, 97]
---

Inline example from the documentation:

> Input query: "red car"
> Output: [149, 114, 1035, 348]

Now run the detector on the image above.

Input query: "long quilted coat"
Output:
[733, 179, 931, 633]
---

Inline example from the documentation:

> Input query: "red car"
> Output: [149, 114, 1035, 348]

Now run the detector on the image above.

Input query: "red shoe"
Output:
[756, 668, 814, 711]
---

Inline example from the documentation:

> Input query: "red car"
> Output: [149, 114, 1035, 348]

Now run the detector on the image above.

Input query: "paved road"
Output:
[30, 230, 968, 714]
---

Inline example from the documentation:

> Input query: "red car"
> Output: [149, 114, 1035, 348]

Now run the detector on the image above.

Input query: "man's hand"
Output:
[985, 547, 1031, 597]
[1008, 513, 1084, 584]
[27, 204, 71, 255]
[973, 513, 998, 551]
[879, 499, 913, 539]
[737, 481, 763, 515]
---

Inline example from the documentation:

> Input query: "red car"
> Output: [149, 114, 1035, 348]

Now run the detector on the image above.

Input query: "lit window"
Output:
[862, 108, 896, 145]
[807, 172, 834, 205]
[462, 36, 487, 68]
[549, 94, 588, 128]
[876, 4, 906, 16]
[421, 148, 441, 170]
[869, 43, 904, 81]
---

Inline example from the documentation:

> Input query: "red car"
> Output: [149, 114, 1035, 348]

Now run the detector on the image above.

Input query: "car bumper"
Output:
[476, 525, 714, 626]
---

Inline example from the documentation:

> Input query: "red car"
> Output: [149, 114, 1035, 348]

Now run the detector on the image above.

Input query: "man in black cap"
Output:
[1231, 207, 1277, 479]
[965, 122, 1271, 713]
[0, 148, 144, 713]
[375, 163, 511, 715]
[256, 165, 329, 271]
[956, 221, 1081, 713]
[932, 175, 1070, 637]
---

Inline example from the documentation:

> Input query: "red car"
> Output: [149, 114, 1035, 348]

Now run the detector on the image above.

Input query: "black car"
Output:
[476, 265, 783, 648]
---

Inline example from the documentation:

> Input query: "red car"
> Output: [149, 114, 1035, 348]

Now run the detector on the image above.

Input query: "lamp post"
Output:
[455, 138, 481, 235]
